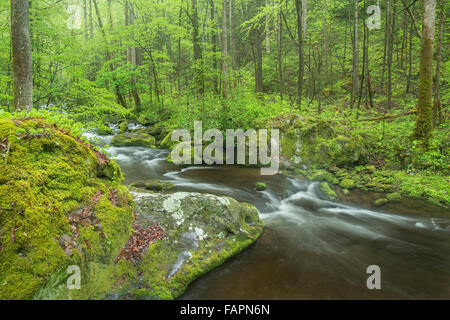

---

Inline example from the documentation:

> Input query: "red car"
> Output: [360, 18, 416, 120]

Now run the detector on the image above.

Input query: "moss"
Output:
[129, 192, 264, 300]
[0, 118, 134, 299]
[255, 182, 267, 191]
[95, 125, 113, 136]
[373, 198, 388, 207]
[386, 192, 401, 202]
[111, 132, 156, 148]
[318, 182, 338, 201]
[159, 132, 177, 149]
[309, 170, 339, 185]
[339, 178, 355, 189]
[118, 122, 128, 134]
[130, 179, 175, 192]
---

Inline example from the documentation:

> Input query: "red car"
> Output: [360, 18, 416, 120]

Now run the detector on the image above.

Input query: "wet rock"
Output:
[340, 178, 355, 189]
[386, 192, 401, 202]
[129, 191, 264, 300]
[255, 182, 267, 191]
[130, 179, 175, 192]
[159, 132, 178, 149]
[318, 182, 338, 201]
[111, 132, 156, 148]
[118, 121, 128, 133]
[373, 198, 388, 207]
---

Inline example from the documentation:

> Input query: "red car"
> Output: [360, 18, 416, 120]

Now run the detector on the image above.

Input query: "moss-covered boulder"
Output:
[255, 182, 267, 191]
[318, 182, 338, 201]
[130, 179, 175, 192]
[111, 132, 156, 148]
[118, 121, 128, 134]
[122, 191, 264, 300]
[159, 132, 178, 149]
[95, 125, 113, 136]
[269, 115, 368, 170]
[0, 118, 134, 300]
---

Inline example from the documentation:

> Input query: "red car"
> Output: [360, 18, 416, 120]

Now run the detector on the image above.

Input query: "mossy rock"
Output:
[111, 132, 156, 148]
[309, 170, 339, 185]
[130, 179, 175, 191]
[386, 192, 401, 202]
[339, 179, 355, 189]
[127, 191, 264, 300]
[277, 117, 368, 170]
[159, 131, 178, 149]
[118, 121, 128, 134]
[318, 182, 338, 201]
[95, 125, 113, 136]
[255, 182, 267, 191]
[373, 198, 388, 207]
[0, 118, 134, 300]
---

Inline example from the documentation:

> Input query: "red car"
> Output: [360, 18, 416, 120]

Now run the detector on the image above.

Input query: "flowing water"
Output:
[86, 132, 450, 300]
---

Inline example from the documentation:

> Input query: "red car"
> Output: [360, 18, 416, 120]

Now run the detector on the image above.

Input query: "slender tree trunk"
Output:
[322, 0, 328, 79]
[277, 0, 283, 99]
[229, 0, 235, 69]
[254, 0, 263, 94]
[192, 0, 204, 95]
[414, 0, 436, 142]
[89, 0, 93, 39]
[11, 0, 33, 112]
[129, 4, 141, 110]
[84, 0, 88, 40]
[387, 0, 395, 110]
[295, 0, 304, 108]
[351, 0, 359, 108]
[92, 0, 127, 108]
[265, 0, 270, 53]
[222, 0, 229, 97]
[406, 15, 413, 93]
[433, 0, 444, 126]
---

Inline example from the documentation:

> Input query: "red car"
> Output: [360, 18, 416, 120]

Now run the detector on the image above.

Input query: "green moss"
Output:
[111, 132, 156, 148]
[318, 182, 338, 201]
[118, 121, 128, 134]
[339, 178, 355, 189]
[96, 125, 113, 136]
[373, 198, 388, 207]
[386, 192, 401, 202]
[130, 179, 175, 191]
[0, 118, 134, 299]
[159, 132, 177, 149]
[255, 182, 267, 191]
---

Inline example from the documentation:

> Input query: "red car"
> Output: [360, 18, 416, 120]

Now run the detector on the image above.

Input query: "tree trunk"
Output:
[277, 0, 283, 99]
[295, 0, 305, 108]
[254, 0, 263, 94]
[387, 0, 395, 110]
[322, 0, 328, 79]
[191, 0, 204, 96]
[414, 0, 436, 142]
[92, 0, 127, 108]
[351, 0, 359, 108]
[433, 0, 444, 126]
[11, 0, 33, 112]
[222, 0, 229, 97]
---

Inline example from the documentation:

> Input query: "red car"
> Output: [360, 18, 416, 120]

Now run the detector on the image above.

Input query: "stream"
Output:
[85, 131, 450, 299]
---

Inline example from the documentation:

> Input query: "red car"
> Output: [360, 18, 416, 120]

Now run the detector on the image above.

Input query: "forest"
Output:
[0, 0, 449, 301]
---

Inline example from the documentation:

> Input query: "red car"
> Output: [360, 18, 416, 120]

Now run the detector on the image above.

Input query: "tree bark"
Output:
[432, 0, 444, 126]
[11, 0, 33, 112]
[222, 0, 229, 97]
[351, 0, 359, 108]
[295, 0, 305, 108]
[414, 0, 436, 142]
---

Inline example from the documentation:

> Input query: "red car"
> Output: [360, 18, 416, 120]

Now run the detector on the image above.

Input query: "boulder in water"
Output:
[111, 132, 156, 148]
